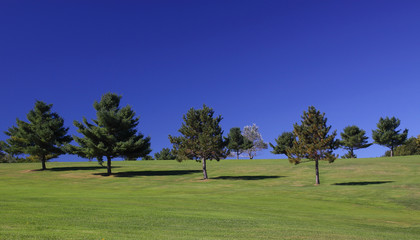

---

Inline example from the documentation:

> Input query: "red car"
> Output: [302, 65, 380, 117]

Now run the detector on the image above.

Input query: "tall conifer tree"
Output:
[340, 125, 372, 158]
[270, 132, 294, 157]
[70, 93, 151, 175]
[372, 117, 408, 157]
[169, 105, 228, 179]
[286, 106, 338, 185]
[2, 101, 71, 170]
[226, 127, 253, 159]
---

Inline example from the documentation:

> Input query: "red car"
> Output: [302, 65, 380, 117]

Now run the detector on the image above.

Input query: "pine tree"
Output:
[2, 101, 71, 170]
[372, 117, 408, 157]
[70, 93, 151, 175]
[2, 125, 26, 157]
[226, 127, 253, 159]
[169, 105, 228, 179]
[286, 106, 338, 185]
[340, 125, 372, 158]
[270, 132, 294, 157]
[154, 148, 176, 160]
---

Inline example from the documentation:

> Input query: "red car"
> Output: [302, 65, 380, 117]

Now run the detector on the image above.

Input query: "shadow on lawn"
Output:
[30, 166, 109, 171]
[44, 166, 121, 171]
[333, 181, 394, 186]
[94, 170, 202, 177]
[212, 175, 285, 180]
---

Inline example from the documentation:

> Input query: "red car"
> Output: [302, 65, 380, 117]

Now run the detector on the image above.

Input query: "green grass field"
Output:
[1, 156, 419, 239]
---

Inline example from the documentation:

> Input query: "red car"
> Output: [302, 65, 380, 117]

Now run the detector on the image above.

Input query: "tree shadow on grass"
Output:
[212, 175, 286, 180]
[94, 170, 202, 177]
[333, 181, 394, 186]
[47, 166, 119, 171]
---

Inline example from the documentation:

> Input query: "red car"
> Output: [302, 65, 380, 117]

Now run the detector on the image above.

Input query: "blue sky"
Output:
[1, 0, 419, 161]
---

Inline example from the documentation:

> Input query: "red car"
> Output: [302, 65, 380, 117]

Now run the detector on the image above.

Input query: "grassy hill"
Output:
[0, 156, 419, 239]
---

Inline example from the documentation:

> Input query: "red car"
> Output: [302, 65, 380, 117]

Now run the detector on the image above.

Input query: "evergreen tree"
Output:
[340, 125, 372, 158]
[2, 101, 71, 170]
[169, 104, 228, 179]
[1, 126, 25, 157]
[142, 155, 154, 160]
[372, 117, 408, 157]
[226, 127, 253, 159]
[154, 148, 176, 160]
[286, 106, 338, 185]
[70, 93, 151, 175]
[242, 124, 268, 159]
[270, 132, 294, 157]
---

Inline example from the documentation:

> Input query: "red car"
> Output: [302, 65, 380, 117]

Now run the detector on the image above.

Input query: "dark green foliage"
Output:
[372, 117, 408, 157]
[384, 137, 420, 157]
[242, 138, 253, 153]
[0, 155, 13, 163]
[226, 127, 253, 159]
[270, 132, 294, 157]
[340, 125, 372, 158]
[70, 93, 151, 175]
[2, 126, 26, 157]
[1, 101, 71, 169]
[417, 135, 420, 147]
[169, 104, 228, 179]
[0, 145, 7, 163]
[286, 106, 338, 185]
[154, 148, 176, 160]
[0, 143, 31, 163]
[142, 155, 154, 160]
[0, 154, 30, 163]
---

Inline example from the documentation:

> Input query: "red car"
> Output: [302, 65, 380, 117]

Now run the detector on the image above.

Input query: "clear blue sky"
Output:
[1, 0, 419, 161]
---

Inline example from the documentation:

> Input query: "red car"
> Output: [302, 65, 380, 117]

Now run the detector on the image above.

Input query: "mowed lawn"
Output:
[0, 157, 419, 240]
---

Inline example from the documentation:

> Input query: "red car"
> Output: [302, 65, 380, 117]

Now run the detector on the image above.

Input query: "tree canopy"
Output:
[1, 101, 71, 169]
[169, 104, 228, 179]
[154, 148, 176, 160]
[69, 93, 151, 175]
[226, 127, 253, 159]
[372, 117, 408, 157]
[2, 125, 26, 157]
[286, 106, 338, 185]
[242, 124, 268, 159]
[340, 125, 372, 158]
[270, 132, 294, 157]
[384, 137, 420, 157]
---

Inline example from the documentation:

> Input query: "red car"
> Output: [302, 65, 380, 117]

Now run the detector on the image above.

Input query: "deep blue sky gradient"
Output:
[1, 0, 419, 161]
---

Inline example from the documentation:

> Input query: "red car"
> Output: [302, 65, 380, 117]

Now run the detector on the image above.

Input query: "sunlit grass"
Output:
[0, 156, 419, 239]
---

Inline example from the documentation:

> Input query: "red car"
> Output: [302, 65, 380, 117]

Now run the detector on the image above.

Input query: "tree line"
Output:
[1, 93, 418, 184]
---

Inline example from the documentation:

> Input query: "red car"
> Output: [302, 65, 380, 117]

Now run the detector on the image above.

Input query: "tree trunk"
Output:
[202, 158, 208, 179]
[315, 159, 320, 185]
[236, 151, 239, 159]
[390, 147, 394, 157]
[41, 156, 46, 170]
[350, 148, 355, 158]
[107, 156, 112, 175]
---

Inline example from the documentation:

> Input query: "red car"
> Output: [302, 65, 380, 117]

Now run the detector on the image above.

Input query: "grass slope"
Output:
[0, 156, 419, 239]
